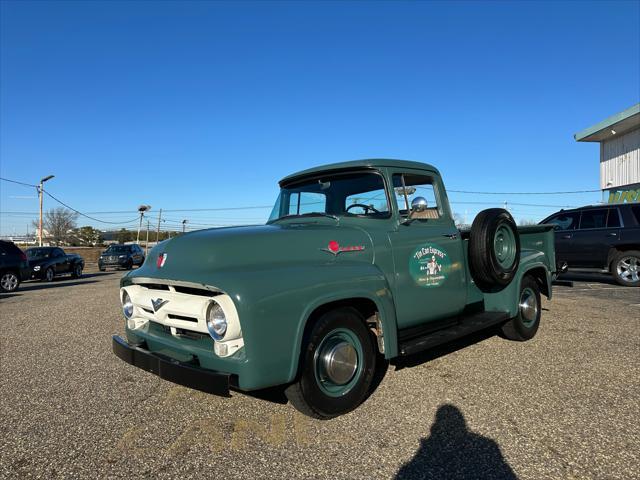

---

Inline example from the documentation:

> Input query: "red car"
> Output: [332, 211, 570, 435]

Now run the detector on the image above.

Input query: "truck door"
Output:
[388, 171, 466, 330]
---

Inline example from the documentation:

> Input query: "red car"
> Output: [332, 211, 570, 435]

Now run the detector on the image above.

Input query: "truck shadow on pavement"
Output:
[396, 404, 517, 480]
[559, 272, 617, 286]
[392, 329, 497, 370]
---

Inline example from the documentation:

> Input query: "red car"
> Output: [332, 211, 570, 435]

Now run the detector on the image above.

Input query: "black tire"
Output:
[469, 208, 520, 291]
[611, 250, 640, 287]
[126, 260, 133, 270]
[44, 267, 55, 282]
[501, 275, 541, 341]
[72, 264, 83, 278]
[285, 307, 377, 419]
[0, 271, 20, 293]
[99, 267, 106, 272]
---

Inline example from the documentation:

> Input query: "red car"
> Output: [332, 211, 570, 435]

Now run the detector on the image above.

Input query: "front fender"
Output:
[123, 261, 396, 390]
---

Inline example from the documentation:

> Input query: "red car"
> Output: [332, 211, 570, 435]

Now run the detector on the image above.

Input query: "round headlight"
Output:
[206, 301, 227, 340]
[122, 291, 134, 319]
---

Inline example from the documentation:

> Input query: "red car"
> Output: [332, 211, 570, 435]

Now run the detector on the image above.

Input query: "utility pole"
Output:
[136, 205, 151, 244]
[182, 219, 187, 233]
[145, 220, 150, 255]
[38, 175, 55, 246]
[156, 208, 162, 243]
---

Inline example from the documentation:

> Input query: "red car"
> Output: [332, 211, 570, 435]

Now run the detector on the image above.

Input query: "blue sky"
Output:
[1, 0, 639, 235]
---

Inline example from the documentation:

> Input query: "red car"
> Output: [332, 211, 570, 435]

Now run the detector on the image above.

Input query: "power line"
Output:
[448, 188, 600, 195]
[0, 177, 38, 188]
[43, 191, 140, 225]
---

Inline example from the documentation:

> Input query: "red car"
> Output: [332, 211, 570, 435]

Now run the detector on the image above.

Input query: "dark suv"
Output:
[541, 204, 640, 286]
[98, 244, 145, 271]
[0, 240, 31, 293]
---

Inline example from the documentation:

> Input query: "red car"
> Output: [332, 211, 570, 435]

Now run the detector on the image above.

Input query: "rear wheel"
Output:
[285, 308, 377, 419]
[611, 251, 640, 287]
[72, 264, 83, 278]
[0, 271, 20, 293]
[501, 275, 540, 341]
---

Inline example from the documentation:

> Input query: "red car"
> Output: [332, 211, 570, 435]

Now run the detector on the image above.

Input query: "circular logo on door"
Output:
[409, 244, 451, 287]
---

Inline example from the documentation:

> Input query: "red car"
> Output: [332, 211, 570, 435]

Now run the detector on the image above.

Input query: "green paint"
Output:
[119, 159, 556, 392]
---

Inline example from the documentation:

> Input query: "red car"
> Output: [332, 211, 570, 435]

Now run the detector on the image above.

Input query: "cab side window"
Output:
[392, 174, 441, 220]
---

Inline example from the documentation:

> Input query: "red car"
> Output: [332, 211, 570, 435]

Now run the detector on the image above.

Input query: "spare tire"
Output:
[469, 208, 520, 291]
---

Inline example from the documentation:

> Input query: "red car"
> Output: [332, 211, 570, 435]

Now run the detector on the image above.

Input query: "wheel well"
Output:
[524, 267, 550, 298]
[607, 246, 639, 270]
[293, 297, 380, 379]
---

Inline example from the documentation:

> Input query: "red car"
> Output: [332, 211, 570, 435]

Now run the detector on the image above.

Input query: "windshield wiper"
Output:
[269, 212, 339, 223]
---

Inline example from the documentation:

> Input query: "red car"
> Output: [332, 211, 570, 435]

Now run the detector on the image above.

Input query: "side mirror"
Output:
[410, 196, 428, 213]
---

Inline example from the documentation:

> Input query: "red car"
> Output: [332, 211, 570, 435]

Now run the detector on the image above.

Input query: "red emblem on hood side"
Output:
[157, 253, 167, 268]
[321, 241, 365, 256]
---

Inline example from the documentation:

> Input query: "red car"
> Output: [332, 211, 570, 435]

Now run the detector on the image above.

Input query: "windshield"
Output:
[105, 245, 130, 254]
[268, 171, 390, 222]
[26, 248, 51, 259]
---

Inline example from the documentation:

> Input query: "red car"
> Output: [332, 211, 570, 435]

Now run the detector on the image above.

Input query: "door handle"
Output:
[561, 234, 572, 239]
[442, 233, 458, 240]
[606, 232, 617, 237]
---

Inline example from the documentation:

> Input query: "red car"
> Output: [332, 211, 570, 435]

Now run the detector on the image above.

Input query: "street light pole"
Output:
[38, 175, 55, 246]
[136, 205, 151, 244]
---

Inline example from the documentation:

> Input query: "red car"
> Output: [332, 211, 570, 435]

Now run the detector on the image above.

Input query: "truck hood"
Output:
[129, 223, 374, 282]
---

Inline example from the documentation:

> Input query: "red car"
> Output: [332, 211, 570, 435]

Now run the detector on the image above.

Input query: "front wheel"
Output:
[0, 271, 20, 293]
[611, 251, 640, 287]
[501, 275, 541, 341]
[285, 308, 377, 419]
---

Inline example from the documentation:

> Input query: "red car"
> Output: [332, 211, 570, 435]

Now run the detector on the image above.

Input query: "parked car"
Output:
[0, 240, 30, 293]
[26, 247, 85, 282]
[99, 244, 145, 271]
[112, 159, 557, 419]
[540, 204, 640, 287]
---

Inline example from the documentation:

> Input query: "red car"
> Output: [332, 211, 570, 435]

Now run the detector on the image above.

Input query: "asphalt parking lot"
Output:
[1, 270, 638, 479]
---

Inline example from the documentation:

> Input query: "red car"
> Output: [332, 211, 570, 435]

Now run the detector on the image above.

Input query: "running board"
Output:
[398, 311, 510, 357]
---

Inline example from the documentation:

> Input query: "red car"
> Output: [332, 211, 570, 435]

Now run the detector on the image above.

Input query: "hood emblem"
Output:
[151, 298, 169, 313]
[321, 240, 365, 256]
[157, 253, 167, 268]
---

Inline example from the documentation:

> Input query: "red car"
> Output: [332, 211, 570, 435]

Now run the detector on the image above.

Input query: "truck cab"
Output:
[113, 159, 556, 419]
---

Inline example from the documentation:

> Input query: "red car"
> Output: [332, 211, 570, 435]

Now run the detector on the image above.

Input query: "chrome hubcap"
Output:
[47, 270, 53, 281]
[519, 288, 538, 325]
[319, 340, 358, 385]
[617, 256, 640, 283]
[1, 273, 18, 291]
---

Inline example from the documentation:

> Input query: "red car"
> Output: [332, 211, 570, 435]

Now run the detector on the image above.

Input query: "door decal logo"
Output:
[409, 244, 451, 287]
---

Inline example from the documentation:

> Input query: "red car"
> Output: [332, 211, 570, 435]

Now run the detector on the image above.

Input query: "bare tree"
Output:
[32, 208, 79, 245]
[518, 219, 539, 226]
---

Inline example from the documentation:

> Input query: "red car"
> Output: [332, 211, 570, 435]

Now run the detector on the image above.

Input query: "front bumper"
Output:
[112, 335, 232, 396]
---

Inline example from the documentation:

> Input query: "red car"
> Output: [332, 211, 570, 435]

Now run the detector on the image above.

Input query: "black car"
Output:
[0, 240, 30, 293]
[26, 247, 85, 282]
[541, 203, 640, 286]
[98, 244, 145, 271]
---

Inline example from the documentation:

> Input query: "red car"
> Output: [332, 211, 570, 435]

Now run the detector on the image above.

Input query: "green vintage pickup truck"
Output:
[113, 159, 556, 419]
